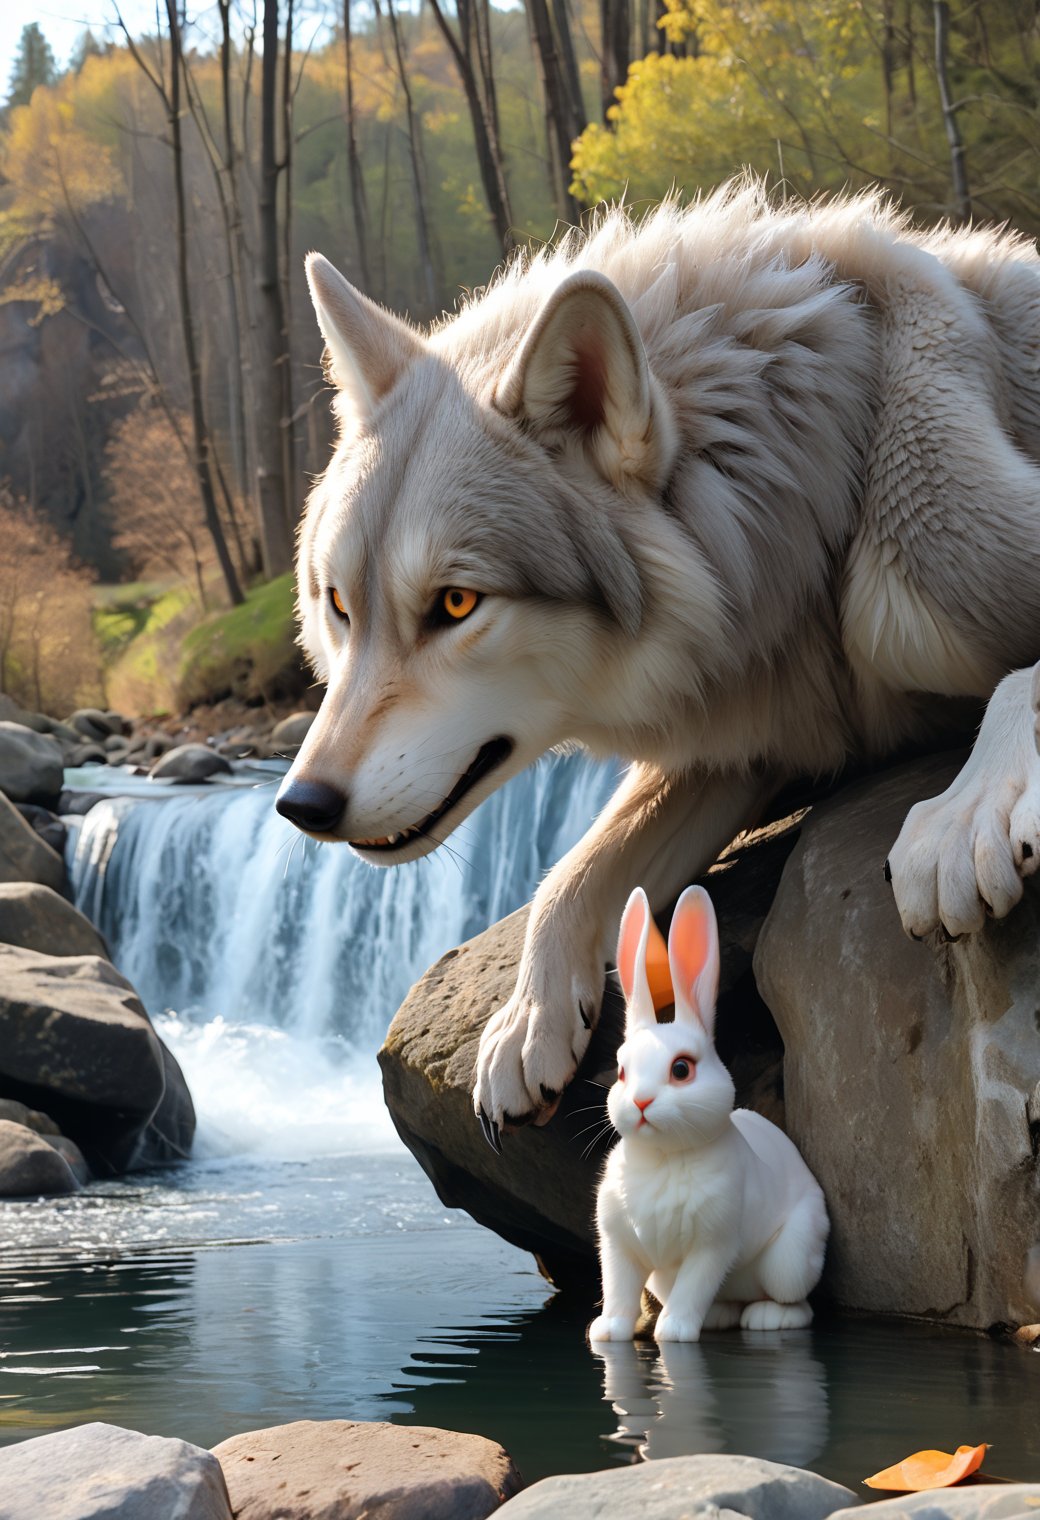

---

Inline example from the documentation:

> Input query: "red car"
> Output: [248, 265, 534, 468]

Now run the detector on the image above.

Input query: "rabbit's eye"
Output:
[670, 1057, 696, 1084]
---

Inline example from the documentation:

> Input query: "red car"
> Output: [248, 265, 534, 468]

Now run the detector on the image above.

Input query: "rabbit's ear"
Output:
[616, 887, 657, 1030]
[668, 885, 720, 1035]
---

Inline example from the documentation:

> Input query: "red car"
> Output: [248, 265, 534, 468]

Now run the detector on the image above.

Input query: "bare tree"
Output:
[426, 0, 515, 252]
[525, 0, 583, 222]
[933, 0, 971, 219]
[256, 0, 295, 576]
[343, 0, 373, 289]
[382, 0, 439, 310]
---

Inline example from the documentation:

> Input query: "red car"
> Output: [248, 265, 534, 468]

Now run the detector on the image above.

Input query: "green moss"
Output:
[176, 574, 304, 707]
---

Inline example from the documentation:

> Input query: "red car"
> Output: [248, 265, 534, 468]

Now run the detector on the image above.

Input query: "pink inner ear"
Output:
[564, 330, 607, 432]
[670, 893, 714, 998]
[616, 892, 649, 1003]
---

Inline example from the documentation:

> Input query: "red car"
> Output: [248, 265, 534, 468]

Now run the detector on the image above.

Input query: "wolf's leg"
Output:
[473, 764, 772, 1130]
[889, 664, 1040, 938]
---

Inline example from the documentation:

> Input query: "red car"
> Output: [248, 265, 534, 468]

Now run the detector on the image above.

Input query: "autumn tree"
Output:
[103, 406, 213, 608]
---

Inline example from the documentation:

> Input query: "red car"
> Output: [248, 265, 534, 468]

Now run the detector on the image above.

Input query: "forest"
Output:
[1, 0, 1037, 715]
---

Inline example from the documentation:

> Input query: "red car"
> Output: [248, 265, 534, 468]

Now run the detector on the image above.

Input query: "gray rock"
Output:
[66, 742, 109, 767]
[13, 802, 66, 856]
[0, 721, 63, 804]
[0, 1118, 80, 1196]
[830, 1491, 1040, 1519]
[212, 1419, 522, 1520]
[496, 1454, 857, 1519]
[0, 791, 66, 894]
[0, 884, 107, 958]
[68, 708, 120, 742]
[0, 1096, 60, 1135]
[379, 818, 797, 1289]
[0, 1422, 233, 1520]
[151, 743, 233, 782]
[57, 789, 111, 817]
[103, 734, 129, 755]
[42, 1130, 92, 1185]
[269, 711, 315, 755]
[0, 944, 195, 1174]
[754, 752, 1040, 1330]
[16, 710, 82, 747]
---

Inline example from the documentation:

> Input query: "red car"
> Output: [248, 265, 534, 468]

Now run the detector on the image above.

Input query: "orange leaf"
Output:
[645, 915, 674, 1011]
[864, 1444, 989, 1492]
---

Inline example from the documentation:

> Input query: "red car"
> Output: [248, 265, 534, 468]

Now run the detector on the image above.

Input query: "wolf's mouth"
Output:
[349, 736, 514, 853]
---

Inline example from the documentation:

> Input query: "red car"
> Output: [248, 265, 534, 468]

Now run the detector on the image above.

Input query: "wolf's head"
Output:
[276, 252, 686, 862]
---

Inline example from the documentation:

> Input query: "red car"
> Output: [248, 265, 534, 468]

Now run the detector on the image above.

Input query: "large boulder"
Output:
[754, 752, 1040, 1331]
[212, 1420, 522, 1520]
[0, 791, 66, 894]
[0, 1117, 81, 1196]
[379, 819, 798, 1289]
[0, 721, 63, 805]
[0, 1422, 233, 1520]
[151, 743, 232, 783]
[0, 945, 195, 1173]
[0, 883, 108, 958]
[495, 1454, 856, 1520]
[829, 1490, 1040, 1518]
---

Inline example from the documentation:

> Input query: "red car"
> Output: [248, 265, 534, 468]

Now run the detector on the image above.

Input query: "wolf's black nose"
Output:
[275, 778, 347, 834]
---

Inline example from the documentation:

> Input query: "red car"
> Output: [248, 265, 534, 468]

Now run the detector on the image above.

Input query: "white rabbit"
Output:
[588, 884, 829, 1344]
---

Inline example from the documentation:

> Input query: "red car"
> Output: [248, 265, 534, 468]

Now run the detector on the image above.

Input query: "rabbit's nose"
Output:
[634, 1096, 654, 1113]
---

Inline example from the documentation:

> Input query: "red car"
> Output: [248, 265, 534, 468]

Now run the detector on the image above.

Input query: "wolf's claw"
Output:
[478, 1106, 502, 1153]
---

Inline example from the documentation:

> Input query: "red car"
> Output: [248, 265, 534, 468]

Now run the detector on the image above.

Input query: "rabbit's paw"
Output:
[654, 1311, 703, 1343]
[740, 1299, 812, 1330]
[702, 1300, 742, 1330]
[888, 666, 1040, 940]
[588, 1314, 636, 1343]
[472, 938, 604, 1134]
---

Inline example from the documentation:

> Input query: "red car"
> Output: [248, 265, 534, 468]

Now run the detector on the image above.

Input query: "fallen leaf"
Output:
[864, 1444, 989, 1492]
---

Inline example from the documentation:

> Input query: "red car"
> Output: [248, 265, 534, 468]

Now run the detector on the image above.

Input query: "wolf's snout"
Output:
[275, 777, 347, 835]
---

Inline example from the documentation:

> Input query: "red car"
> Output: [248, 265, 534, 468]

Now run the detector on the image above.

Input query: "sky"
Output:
[2, 2, 159, 87]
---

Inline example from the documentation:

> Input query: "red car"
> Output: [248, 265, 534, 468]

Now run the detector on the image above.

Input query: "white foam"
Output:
[156, 1012, 399, 1161]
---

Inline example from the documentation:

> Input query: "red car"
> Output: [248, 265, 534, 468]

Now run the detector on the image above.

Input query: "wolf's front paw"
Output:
[654, 1311, 703, 1343]
[588, 1314, 636, 1343]
[472, 942, 604, 1135]
[888, 669, 1040, 940]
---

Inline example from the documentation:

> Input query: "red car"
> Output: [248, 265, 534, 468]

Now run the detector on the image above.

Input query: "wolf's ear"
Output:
[306, 253, 424, 418]
[667, 886, 720, 1036]
[495, 271, 673, 491]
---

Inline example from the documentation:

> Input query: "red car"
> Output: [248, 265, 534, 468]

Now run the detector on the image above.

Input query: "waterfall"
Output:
[67, 756, 619, 1159]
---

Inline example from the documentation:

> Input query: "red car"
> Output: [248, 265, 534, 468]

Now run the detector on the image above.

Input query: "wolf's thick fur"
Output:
[282, 180, 1040, 1130]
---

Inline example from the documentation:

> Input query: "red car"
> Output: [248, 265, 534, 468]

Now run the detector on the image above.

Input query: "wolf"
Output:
[277, 180, 1040, 1142]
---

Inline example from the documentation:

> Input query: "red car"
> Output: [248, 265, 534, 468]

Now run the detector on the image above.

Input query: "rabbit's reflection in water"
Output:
[592, 1333, 829, 1467]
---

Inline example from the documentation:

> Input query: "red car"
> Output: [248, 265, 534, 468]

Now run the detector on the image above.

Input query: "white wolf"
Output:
[277, 180, 1040, 1142]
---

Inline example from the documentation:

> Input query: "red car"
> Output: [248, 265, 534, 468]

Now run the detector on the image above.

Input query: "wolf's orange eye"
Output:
[442, 588, 479, 621]
[330, 587, 349, 621]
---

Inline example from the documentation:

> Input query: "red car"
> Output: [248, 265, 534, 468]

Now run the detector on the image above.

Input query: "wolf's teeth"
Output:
[388, 833, 399, 844]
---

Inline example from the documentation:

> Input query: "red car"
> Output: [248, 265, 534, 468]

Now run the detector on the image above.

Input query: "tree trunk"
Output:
[933, 0, 970, 220]
[427, 0, 514, 253]
[165, 0, 244, 605]
[344, 0, 373, 289]
[256, 0, 295, 577]
[553, 0, 586, 140]
[384, 0, 438, 311]
[280, 0, 298, 526]
[525, 0, 582, 222]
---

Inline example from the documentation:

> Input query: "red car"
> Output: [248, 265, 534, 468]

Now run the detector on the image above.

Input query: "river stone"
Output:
[0, 1096, 60, 1134]
[0, 791, 66, 894]
[68, 707, 120, 742]
[0, 1422, 233, 1520]
[0, 1118, 80, 1195]
[754, 751, 1040, 1331]
[270, 711, 315, 754]
[379, 817, 798, 1289]
[830, 1491, 1040, 1518]
[14, 801, 67, 856]
[212, 1419, 522, 1520]
[151, 743, 233, 782]
[0, 721, 63, 805]
[495, 1454, 857, 1519]
[0, 944, 195, 1174]
[0, 883, 108, 958]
